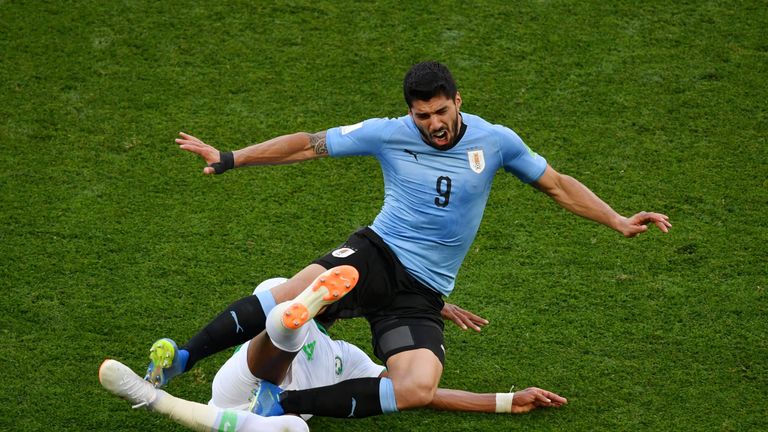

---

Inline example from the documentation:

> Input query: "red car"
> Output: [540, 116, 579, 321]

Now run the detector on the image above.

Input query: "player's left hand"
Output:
[619, 211, 672, 237]
[511, 387, 568, 413]
[441, 303, 488, 332]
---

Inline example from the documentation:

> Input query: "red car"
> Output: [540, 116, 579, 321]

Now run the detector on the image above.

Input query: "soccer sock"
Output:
[209, 340, 259, 409]
[265, 302, 311, 352]
[182, 292, 276, 370]
[279, 377, 398, 418]
[150, 390, 308, 432]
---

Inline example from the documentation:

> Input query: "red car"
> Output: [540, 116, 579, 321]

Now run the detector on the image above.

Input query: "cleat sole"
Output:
[281, 265, 358, 330]
[147, 339, 176, 386]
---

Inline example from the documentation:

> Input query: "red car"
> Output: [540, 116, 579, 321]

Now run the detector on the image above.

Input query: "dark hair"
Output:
[403, 61, 458, 107]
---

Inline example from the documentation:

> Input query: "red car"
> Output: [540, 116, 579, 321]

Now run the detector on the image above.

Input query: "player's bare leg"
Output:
[385, 348, 444, 410]
[246, 332, 297, 384]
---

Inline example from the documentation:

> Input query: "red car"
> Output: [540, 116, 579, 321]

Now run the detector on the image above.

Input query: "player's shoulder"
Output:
[462, 112, 492, 127]
[343, 115, 407, 130]
[463, 113, 516, 134]
[463, 113, 522, 145]
[372, 115, 414, 137]
[332, 116, 409, 142]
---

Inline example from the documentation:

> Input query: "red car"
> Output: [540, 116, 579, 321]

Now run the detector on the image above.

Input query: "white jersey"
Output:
[282, 321, 385, 392]
[209, 321, 385, 413]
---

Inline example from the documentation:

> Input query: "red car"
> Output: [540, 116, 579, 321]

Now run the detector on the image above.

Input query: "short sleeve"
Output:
[326, 118, 395, 158]
[496, 125, 547, 183]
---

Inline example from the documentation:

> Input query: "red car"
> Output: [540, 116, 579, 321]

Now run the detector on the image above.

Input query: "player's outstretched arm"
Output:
[429, 387, 567, 414]
[532, 165, 671, 237]
[175, 131, 329, 175]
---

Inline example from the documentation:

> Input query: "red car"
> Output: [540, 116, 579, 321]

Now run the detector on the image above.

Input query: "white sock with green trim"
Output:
[150, 390, 308, 432]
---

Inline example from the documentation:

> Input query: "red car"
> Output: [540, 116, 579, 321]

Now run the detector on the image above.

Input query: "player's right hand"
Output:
[511, 387, 568, 413]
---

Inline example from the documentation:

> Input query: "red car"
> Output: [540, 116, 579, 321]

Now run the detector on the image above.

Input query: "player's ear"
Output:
[454, 92, 462, 110]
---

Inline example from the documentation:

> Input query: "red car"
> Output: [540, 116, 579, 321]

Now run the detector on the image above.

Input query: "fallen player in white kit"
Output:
[100, 268, 566, 431]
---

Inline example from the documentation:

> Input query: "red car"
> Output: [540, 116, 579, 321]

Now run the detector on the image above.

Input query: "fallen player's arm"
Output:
[428, 387, 567, 414]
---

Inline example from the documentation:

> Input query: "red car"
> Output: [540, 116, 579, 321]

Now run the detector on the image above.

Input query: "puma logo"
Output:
[403, 149, 420, 161]
[230, 311, 244, 334]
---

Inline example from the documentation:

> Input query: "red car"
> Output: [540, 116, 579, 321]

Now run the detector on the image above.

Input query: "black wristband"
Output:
[209, 151, 235, 174]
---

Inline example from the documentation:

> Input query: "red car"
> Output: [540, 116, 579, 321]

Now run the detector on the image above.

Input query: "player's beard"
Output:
[417, 113, 462, 148]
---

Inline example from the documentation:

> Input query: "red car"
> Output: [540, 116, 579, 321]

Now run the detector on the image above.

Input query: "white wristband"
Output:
[495, 392, 514, 413]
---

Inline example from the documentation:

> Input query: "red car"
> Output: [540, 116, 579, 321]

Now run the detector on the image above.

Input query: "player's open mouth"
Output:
[431, 129, 449, 144]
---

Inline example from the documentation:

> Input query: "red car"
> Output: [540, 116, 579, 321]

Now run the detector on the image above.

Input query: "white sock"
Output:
[210, 340, 260, 410]
[151, 390, 308, 432]
[265, 301, 310, 352]
[239, 412, 309, 432]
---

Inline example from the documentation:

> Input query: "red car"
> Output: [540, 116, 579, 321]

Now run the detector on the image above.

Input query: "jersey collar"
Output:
[409, 113, 468, 151]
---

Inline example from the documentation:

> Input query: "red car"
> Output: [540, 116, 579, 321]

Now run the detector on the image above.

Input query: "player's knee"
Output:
[393, 378, 437, 409]
[271, 265, 326, 303]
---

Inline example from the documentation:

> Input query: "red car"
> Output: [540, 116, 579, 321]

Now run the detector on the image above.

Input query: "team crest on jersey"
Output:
[332, 247, 356, 258]
[467, 149, 485, 174]
[335, 355, 343, 375]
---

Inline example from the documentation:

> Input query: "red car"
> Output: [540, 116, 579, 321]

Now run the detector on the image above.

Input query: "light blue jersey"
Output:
[326, 113, 547, 296]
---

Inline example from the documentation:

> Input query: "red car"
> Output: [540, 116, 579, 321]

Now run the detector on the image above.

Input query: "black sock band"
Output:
[181, 294, 266, 370]
[280, 377, 385, 418]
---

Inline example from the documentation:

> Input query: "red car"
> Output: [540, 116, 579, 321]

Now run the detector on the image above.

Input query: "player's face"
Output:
[409, 93, 463, 147]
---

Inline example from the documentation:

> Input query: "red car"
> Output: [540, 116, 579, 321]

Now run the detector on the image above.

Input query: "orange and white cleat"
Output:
[282, 265, 358, 330]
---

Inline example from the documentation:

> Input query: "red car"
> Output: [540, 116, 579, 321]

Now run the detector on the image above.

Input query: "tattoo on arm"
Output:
[308, 131, 328, 155]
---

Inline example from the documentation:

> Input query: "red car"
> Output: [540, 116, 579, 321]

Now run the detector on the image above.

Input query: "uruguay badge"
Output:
[332, 247, 356, 258]
[467, 149, 485, 174]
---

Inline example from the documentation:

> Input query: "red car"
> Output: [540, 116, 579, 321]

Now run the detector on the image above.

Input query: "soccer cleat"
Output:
[281, 265, 358, 330]
[248, 379, 285, 417]
[144, 338, 185, 387]
[99, 359, 158, 409]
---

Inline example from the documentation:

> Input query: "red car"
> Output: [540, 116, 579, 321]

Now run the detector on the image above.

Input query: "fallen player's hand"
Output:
[441, 303, 488, 332]
[511, 387, 568, 414]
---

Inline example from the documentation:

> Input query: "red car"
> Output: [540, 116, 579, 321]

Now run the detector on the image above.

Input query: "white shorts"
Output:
[209, 321, 385, 413]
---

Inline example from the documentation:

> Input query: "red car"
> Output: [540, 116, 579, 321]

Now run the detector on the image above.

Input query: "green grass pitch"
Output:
[1, 1, 766, 430]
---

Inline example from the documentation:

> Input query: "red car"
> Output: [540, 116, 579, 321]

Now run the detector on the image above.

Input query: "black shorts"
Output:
[313, 227, 446, 364]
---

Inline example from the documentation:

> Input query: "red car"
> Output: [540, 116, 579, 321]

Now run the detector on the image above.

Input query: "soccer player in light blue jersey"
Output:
[146, 61, 670, 419]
